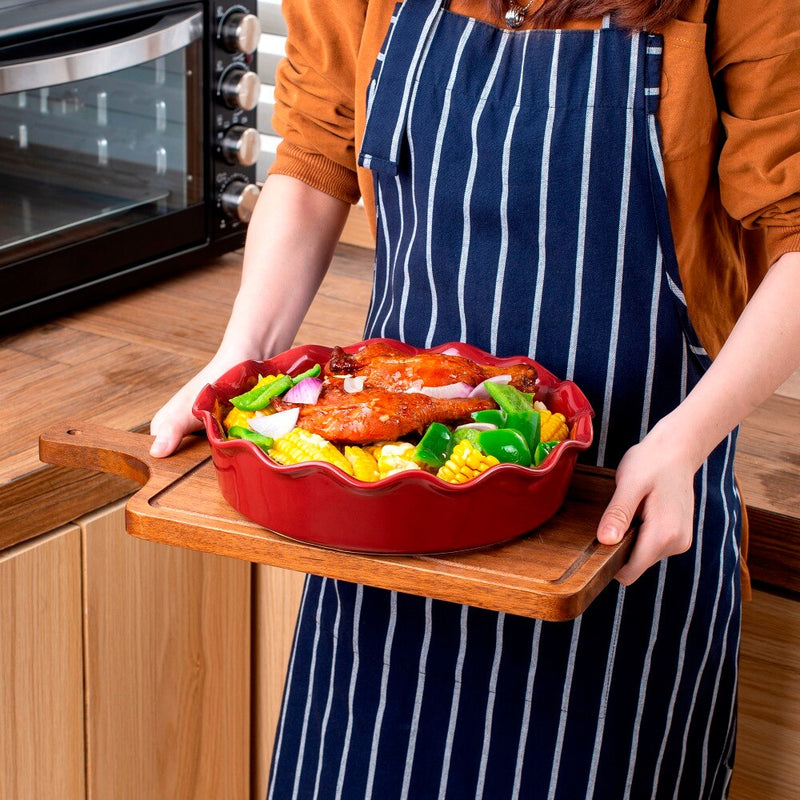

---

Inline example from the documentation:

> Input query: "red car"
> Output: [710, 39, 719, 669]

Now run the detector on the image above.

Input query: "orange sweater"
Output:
[269, 0, 800, 361]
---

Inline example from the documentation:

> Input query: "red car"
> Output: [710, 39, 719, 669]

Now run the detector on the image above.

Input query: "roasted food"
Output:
[222, 343, 572, 484]
[273, 385, 494, 444]
[326, 342, 538, 393]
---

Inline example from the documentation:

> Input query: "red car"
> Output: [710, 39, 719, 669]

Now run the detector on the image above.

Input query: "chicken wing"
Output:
[272, 385, 495, 444]
[327, 342, 537, 392]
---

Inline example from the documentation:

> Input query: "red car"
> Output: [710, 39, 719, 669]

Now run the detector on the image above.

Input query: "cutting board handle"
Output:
[39, 421, 208, 484]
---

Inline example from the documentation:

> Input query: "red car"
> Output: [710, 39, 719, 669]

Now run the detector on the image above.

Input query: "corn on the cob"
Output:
[344, 446, 381, 482]
[224, 406, 255, 433]
[270, 428, 354, 476]
[437, 440, 500, 484]
[373, 442, 421, 478]
[537, 408, 569, 442]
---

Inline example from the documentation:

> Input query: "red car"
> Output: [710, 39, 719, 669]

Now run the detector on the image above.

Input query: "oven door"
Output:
[0, 6, 205, 325]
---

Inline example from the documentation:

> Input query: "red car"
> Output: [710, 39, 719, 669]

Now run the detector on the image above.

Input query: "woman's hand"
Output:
[149, 355, 244, 457]
[596, 420, 699, 585]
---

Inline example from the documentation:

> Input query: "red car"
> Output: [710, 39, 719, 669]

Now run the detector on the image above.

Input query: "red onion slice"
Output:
[283, 377, 323, 404]
[417, 382, 473, 399]
[248, 407, 300, 440]
[468, 375, 512, 399]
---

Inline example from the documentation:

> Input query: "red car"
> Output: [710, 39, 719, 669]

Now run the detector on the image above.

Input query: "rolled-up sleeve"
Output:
[712, 0, 800, 265]
[267, 0, 368, 204]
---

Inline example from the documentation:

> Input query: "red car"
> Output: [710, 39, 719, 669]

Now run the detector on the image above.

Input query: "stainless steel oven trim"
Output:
[0, 9, 202, 94]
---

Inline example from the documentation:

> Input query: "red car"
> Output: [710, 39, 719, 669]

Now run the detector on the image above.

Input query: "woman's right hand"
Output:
[149, 356, 241, 458]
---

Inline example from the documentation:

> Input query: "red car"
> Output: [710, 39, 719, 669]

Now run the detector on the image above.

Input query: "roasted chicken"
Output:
[326, 342, 538, 393]
[273, 385, 495, 444]
[270, 344, 537, 445]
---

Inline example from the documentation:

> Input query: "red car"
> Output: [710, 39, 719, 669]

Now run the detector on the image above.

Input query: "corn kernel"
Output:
[224, 406, 255, 432]
[344, 446, 381, 482]
[270, 428, 354, 476]
[538, 408, 569, 442]
[437, 440, 500, 484]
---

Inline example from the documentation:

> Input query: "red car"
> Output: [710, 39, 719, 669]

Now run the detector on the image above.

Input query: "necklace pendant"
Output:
[504, 6, 525, 28]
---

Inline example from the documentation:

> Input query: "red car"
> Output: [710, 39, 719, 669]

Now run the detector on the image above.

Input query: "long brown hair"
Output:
[491, 0, 693, 31]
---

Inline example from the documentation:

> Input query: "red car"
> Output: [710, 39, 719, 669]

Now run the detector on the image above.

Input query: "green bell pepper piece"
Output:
[452, 427, 483, 449]
[292, 363, 322, 384]
[471, 409, 506, 426]
[485, 381, 540, 451]
[230, 374, 293, 411]
[414, 422, 453, 468]
[485, 382, 534, 415]
[533, 440, 560, 466]
[505, 408, 540, 453]
[227, 426, 274, 451]
[478, 428, 532, 467]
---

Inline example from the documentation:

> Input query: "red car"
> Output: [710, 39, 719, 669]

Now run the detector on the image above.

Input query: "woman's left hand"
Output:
[596, 423, 698, 585]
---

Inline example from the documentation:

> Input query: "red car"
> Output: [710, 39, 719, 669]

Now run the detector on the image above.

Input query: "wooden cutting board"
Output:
[39, 421, 634, 621]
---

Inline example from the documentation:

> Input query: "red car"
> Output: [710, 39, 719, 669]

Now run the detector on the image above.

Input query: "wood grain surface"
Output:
[78, 500, 251, 800]
[38, 422, 635, 622]
[0, 525, 86, 799]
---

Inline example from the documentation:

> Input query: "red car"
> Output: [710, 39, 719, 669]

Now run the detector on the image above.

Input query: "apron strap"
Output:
[358, 0, 445, 175]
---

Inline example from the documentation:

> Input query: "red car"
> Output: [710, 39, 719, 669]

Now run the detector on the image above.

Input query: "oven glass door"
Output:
[0, 7, 204, 273]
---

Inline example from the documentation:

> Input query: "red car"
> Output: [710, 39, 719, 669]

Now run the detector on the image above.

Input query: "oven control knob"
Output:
[219, 11, 261, 54]
[220, 180, 260, 223]
[219, 66, 260, 111]
[220, 125, 261, 167]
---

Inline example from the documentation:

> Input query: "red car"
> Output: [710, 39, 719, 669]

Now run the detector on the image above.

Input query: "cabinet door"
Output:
[79, 500, 251, 800]
[252, 564, 305, 799]
[730, 589, 800, 800]
[0, 525, 85, 799]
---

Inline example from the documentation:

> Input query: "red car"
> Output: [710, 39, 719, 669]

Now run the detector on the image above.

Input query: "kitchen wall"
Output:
[256, 0, 285, 179]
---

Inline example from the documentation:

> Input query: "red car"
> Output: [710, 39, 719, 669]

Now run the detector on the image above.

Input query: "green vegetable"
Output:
[452, 427, 483, 449]
[505, 408, 540, 453]
[228, 425, 274, 451]
[292, 363, 322, 384]
[485, 382, 540, 452]
[533, 440, 560, 466]
[485, 382, 533, 415]
[472, 409, 506, 427]
[478, 428, 532, 467]
[230, 374, 293, 411]
[414, 422, 453, 468]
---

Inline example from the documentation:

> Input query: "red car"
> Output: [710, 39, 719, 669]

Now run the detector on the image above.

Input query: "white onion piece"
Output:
[343, 375, 366, 393]
[454, 422, 497, 432]
[418, 382, 473, 399]
[468, 374, 512, 398]
[283, 377, 323, 404]
[248, 407, 300, 440]
[404, 379, 425, 393]
[440, 347, 462, 356]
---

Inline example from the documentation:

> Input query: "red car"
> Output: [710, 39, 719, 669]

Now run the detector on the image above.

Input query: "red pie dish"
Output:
[193, 338, 594, 554]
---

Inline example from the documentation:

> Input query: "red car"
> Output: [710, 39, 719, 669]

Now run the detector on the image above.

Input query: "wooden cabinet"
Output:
[730, 588, 800, 800]
[0, 501, 252, 800]
[78, 500, 251, 800]
[252, 564, 305, 799]
[0, 525, 85, 800]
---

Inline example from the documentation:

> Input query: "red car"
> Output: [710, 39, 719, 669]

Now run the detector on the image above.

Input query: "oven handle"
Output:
[0, 10, 203, 94]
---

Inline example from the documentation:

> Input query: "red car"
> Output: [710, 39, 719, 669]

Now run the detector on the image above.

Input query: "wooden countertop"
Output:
[1, 243, 798, 593]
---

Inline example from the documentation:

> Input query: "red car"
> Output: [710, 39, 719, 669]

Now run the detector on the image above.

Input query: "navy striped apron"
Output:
[268, 3, 742, 798]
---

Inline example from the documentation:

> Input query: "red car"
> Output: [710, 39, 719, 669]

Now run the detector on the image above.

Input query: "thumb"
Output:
[597, 484, 641, 545]
[149, 417, 200, 458]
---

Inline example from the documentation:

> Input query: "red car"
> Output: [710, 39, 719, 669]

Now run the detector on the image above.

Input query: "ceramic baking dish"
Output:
[193, 338, 594, 554]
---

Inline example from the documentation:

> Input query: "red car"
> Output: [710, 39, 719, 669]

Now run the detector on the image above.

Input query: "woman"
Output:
[150, 1, 800, 796]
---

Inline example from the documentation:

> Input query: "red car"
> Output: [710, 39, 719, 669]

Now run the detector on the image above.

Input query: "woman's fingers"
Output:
[149, 382, 206, 457]
[598, 439, 696, 585]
